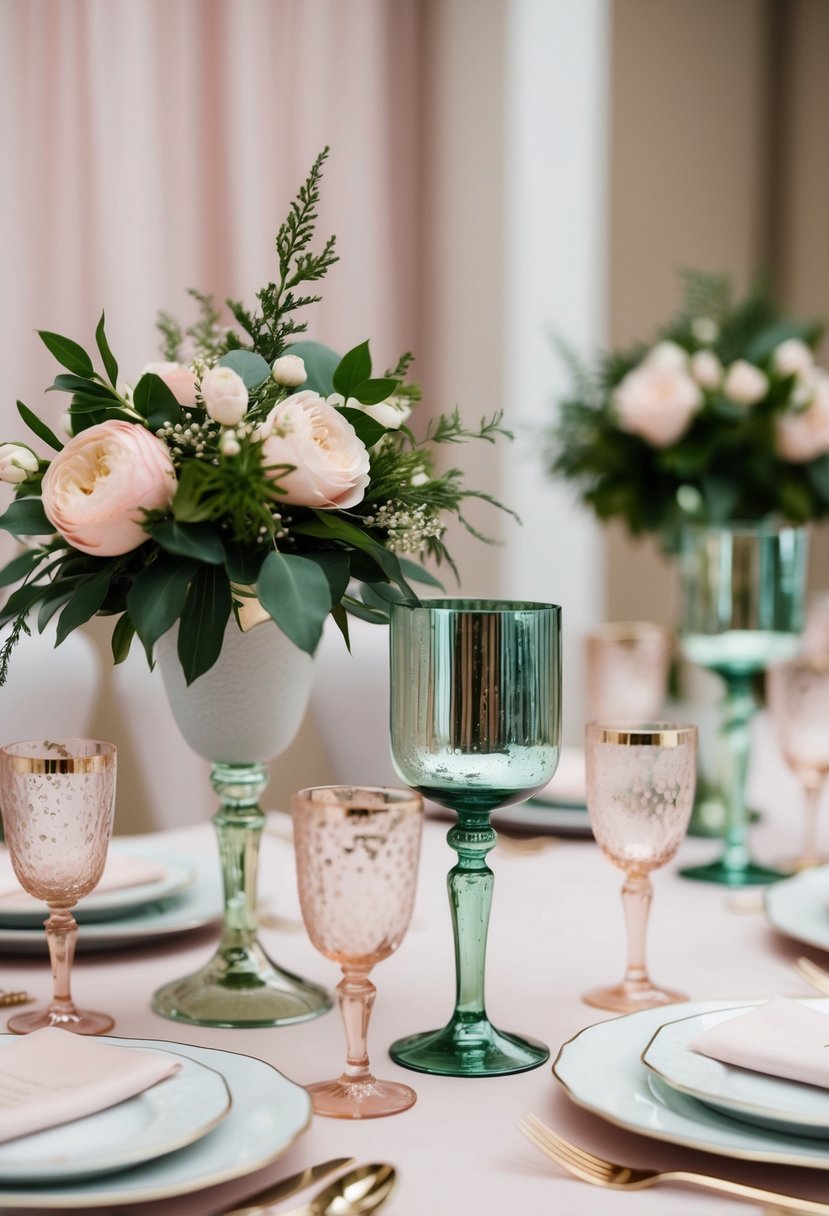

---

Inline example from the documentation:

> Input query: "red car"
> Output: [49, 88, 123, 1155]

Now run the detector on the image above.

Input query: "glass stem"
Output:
[720, 675, 756, 873]
[45, 906, 78, 1018]
[211, 762, 268, 957]
[800, 777, 823, 867]
[337, 967, 376, 1082]
[621, 873, 652, 988]
[447, 810, 496, 1024]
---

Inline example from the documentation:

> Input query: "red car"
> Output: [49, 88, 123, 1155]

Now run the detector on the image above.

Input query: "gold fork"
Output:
[518, 1114, 829, 1214]
[795, 956, 829, 996]
[0, 990, 31, 1007]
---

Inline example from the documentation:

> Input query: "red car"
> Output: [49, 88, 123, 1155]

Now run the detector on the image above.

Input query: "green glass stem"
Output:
[152, 762, 331, 1028]
[389, 809, 549, 1076]
[681, 677, 784, 885]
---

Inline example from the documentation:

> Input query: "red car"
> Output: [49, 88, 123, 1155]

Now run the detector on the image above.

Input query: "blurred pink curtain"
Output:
[0, 0, 425, 448]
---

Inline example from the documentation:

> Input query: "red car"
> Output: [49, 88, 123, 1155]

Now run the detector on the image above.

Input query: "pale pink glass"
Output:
[584, 721, 697, 1014]
[768, 658, 829, 870]
[0, 739, 117, 1034]
[585, 622, 671, 722]
[292, 785, 423, 1118]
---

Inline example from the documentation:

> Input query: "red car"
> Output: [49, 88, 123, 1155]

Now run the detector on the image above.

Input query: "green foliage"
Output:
[256, 550, 331, 654]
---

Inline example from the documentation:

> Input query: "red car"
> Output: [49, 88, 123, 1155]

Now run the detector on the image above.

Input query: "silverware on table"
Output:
[497, 833, 561, 856]
[795, 956, 829, 996]
[519, 1113, 829, 1214]
[223, 1161, 395, 1216]
[0, 989, 32, 1007]
[220, 1157, 354, 1216]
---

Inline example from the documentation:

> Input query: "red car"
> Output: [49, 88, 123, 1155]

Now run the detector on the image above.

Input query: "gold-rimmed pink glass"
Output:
[0, 739, 117, 1034]
[584, 721, 697, 1014]
[767, 657, 829, 870]
[292, 785, 423, 1119]
[585, 621, 671, 722]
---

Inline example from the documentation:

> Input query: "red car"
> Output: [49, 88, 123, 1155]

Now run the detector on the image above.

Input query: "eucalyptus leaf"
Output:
[218, 349, 271, 390]
[303, 550, 350, 606]
[342, 595, 389, 625]
[55, 569, 114, 645]
[127, 557, 198, 662]
[256, 551, 331, 654]
[285, 340, 339, 396]
[332, 341, 372, 399]
[150, 520, 225, 565]
[0, 498, 53, 538]
[177, 564, 232, 684]
[223, 542, 266, 585]
[38, 330, 94, 378]
[111, 613, 135, 664]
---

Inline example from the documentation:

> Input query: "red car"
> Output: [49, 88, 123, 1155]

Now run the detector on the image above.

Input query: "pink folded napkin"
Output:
[0, 851, 167, 909]
[0, 1027, 181, 1144]
[690, 996, 829, 1088]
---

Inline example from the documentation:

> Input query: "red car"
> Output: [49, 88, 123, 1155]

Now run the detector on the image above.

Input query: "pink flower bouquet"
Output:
[0, 150, 510, 683]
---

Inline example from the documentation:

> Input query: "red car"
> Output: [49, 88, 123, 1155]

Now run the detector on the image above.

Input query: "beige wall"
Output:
[607, 0, 829, 622]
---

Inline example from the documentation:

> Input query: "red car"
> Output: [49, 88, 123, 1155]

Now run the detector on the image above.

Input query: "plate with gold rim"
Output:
[764, 866, 829, 953]
[554, 999, 829, 1167]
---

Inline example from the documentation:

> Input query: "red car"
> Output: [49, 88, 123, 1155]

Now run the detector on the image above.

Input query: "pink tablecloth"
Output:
[0, 747, 826, 1216]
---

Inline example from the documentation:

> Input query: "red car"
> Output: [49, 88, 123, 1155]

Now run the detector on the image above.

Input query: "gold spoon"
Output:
[224, 1162, 396, 1216]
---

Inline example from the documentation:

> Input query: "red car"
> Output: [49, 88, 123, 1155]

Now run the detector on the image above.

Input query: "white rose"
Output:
[723, 359, 769, 406]
[614, 364, 702, 447]
[772, 338, 814, 379]
[410, 468, 430, 487]
[200, 366, 249, 426]
[644, 341, 689, 371]
[776, 372, 829, 463]
[260, 390, 370, 509]
[690, 349, 723, 391]
[691, 317, 719, 344]
[326, 392, 411, 431]
[271, 354, 307, 388]
[0, 443, 39, 485]
[219, 431, 241, 457]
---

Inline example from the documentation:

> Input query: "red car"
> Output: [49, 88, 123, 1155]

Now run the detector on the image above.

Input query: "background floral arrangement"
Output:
[0, 150, 510, 684]
[550, 272, 829, 544]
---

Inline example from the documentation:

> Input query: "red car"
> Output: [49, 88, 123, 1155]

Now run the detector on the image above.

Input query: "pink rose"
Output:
[723, 359, 768, 406]
[200, 366, 249, 426]
[141, 361, 198, 408]
[259, 390, 370, 509]
[41, 420, 177, 556]
[776, 374, 829, 463]
[614, 364, 702, 447]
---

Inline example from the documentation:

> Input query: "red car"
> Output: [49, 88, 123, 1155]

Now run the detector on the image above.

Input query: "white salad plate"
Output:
[0, 1040, 231, 1183]
[765, 865, 829, 952]
[0, 843, 196, 927]
[642, 1003, 829, 1138]
[554, 999, 829, 1167]
[0, 1036, 311, 1207]
[0, 851, 222, 954]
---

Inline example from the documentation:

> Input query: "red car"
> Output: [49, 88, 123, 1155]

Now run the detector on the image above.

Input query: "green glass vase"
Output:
[678, 520, 808, 886]
[388, 599, 561, 1076]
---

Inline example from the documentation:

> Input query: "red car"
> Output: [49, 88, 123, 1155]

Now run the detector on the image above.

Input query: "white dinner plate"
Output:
[554, 999, 829, 1167]
[0, 1036, 311, 1207]
[0, 1042, 231, 1182]
[0, 843, 196, 927]
[0, 851, 222, 954]
[643, 1004, 829, 1138]
[765, 866, 829, 952]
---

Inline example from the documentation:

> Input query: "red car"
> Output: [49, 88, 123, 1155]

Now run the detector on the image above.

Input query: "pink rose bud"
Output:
[772, 339, 814, 379]
[141, 361, 198, 408]
[0, 443, 39, 484]
[201, 367, 249, 426]
[723, 359, 769, 406]
[41, 420, 176, 556]
[776, 373, 829, 463]
[690, 350, 723, 390]
[614, 364, 702, 448]
[271, 354, 307, 387]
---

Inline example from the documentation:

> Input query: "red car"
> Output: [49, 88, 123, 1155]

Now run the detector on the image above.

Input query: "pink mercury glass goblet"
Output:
[0, 739, 117, 1034]
[767, 657, 829, 870]
[584, 722, 697, 1014]
[292, 785, 423, 1118]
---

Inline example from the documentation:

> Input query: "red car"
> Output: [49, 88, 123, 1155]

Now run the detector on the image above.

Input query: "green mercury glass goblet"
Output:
[678, 520, 808, 886]
[388, 599, 562, 1077]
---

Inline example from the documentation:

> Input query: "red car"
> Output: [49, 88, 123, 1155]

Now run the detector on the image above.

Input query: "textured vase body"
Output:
[155, 617, 314, 764]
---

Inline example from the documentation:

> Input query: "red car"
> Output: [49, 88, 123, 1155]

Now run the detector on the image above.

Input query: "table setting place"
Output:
[5, 162, 829, 1216]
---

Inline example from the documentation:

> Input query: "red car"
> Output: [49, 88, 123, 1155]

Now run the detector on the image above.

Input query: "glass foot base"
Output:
[390, 1017, 549, 1077]
[308, 1075, 416, 1119]
[7, 1007, 114, 1035]
[583, 982, 688, 1015]
[152, 941, 331, 1028]
[777, 853, 829, 874]
[680, 857, 787, 886]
